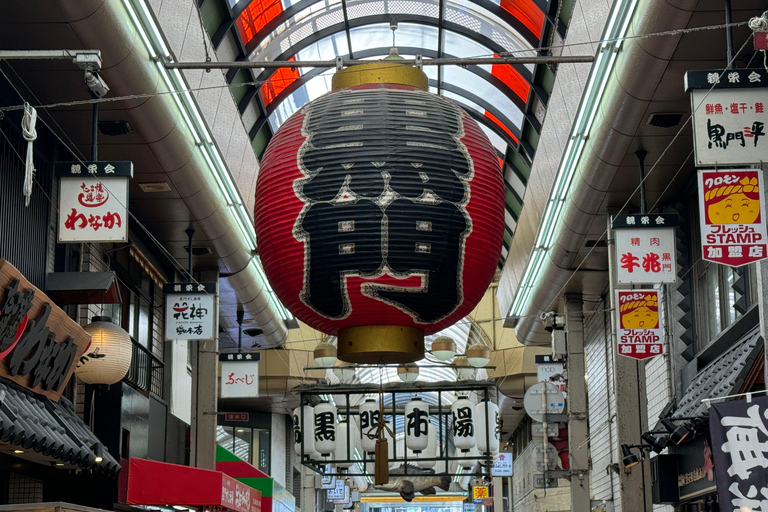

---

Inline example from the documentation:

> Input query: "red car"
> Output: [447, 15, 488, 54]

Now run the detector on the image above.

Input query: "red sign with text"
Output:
[616, 290, 664, 360]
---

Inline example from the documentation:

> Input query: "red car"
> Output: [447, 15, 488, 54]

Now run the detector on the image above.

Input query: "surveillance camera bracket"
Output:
[0, 50, 103, 72]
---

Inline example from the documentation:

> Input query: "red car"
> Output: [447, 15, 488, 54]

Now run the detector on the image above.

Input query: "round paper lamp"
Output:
[254, 62, 504, 365]
[76, 316, 132, 385]
[430, 336, 457, 361]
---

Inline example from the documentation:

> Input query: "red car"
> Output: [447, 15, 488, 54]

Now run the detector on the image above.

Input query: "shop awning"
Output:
[0, 380, 120, 476]
[671, 327, 763, 420]
[46, 272, 121, 305]
[120, 458, 261, 512]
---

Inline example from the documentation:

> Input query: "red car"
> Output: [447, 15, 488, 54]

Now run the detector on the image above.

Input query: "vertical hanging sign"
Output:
[56, 161, 133, 243]
[615, 290, 664, 360]
[698, 169, 768, 266]
[164, 282, 217, 340]
[709, 396, 768, 512]
[612, 214, 678, 284]
[219, 353, 260, 398]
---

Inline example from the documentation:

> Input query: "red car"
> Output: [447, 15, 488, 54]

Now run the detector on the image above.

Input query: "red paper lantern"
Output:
[254, 63, 504, 363]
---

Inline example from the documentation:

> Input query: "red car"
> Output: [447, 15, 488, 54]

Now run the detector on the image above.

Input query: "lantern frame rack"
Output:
[293, 380, 499, 477]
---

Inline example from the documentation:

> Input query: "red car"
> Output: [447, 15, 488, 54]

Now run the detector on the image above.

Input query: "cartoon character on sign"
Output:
[619, 294, 659, 330]
[705, 176, 761, 225]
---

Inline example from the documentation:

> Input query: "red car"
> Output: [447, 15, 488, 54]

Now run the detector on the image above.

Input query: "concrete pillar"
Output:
[190, 269, 219, 470]
[564, 295, 590, 512]
[493, 476, 503, 511]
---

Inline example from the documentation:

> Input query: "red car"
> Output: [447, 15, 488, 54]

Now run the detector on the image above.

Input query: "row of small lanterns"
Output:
[315, 335, 492, 382]
[292, 395, 500, 470]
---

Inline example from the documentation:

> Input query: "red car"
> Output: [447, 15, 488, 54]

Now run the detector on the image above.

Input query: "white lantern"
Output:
[295, 405, 316, 456]
[476, 401, 500, 455]
[454, 356, 475, 380]
[404, 398, 429, 453]
[314, 402, 337, 456]
[313, 340, 337, 366]
[335, 422, 355, 469]
[359, 399, 380, 453]
[417, 422, 437, 469]
[466, 342, 491, 368]
[397, 363, 419, 382]
[76, 317, 132, 385]
[460, 446, 479, 470]
[385, 422, 396, 468]
[451, 396, 475, 452]
[333, 361, 355, 382]
[430, 336, 456, 361]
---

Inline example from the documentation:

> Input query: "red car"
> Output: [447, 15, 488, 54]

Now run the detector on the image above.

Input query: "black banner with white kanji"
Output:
[710, 396, 768, 511]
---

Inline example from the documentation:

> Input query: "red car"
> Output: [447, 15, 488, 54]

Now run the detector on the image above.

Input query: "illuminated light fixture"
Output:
[621, 444, 639, 468]
[314, 340, 338, 367]
[641, 432, 671, 453]
[454, 356, 475, 380]
[55, 463, 65, 467]
[397, 363, 419, 382]
[465, 343, 491, 368]
[333, 361, 355, 382]
[92, 443, 104, 464]
[77, 317, 132, 385]
[661, 418, 690, 445]
[507, 0, 639, 319]
[13, 450, 23, 454]
[430, 336, 456, 361]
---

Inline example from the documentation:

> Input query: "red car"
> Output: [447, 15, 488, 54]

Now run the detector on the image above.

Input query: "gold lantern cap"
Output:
[337, 325, 425, 364]
[332, 59, 429, 91]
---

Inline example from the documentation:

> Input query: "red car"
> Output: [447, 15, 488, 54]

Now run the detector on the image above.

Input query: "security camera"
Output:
[540, 311, 564, 332]
[84, 70, 109, 98]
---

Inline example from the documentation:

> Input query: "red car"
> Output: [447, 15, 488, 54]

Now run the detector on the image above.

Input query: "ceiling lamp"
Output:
[76, 317, 132, 385]
[313, 340, 337, 367]
[430, 336, 457, 361]
[333, 361, 356, 382]
[454, 356, 475, 380]
[397, 363, 419, 382]
[661, 418, 690, 445]
[465, 343, 491, 368]
[621, 444, 640, 468]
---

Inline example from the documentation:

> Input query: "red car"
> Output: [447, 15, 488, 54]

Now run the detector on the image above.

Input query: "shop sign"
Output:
[710, 396, 768, 512]
[612, 214, 677, 284]
[535, 354, 566, 397]
[698, 170, 767, 267]
[225, 413, 250, 422]
[685, 69, 768, 166]
[472, 485, 490, 504]
[328, 479, 348, 501]
[616, 290, 664, 360]
[164, 283, 216, 340]
[321, 464, 336, 489]
[675, 435, 716, 502]
[219, 353, 260, 399]
[492, 452, 513, 477]
[56, 161, 132, 243]
[221, 473, 261, 512]
[0, 260, 91, 401]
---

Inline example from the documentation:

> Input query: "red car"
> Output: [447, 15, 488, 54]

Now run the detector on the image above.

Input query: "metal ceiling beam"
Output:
[166, 54, 593, 69]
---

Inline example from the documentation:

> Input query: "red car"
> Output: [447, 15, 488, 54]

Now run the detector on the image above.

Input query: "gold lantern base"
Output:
[332, 61, 429, 91]
[337, 325, 424, 364]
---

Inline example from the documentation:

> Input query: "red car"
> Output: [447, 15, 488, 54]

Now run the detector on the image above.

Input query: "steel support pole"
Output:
[606, 220, 653, 512]
[165, 55, 595, 70]
[564, 295, 590, 512]
[190, 269, 220, 470]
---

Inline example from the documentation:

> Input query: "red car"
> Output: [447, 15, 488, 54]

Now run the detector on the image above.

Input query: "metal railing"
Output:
[126, 339, 164, 399]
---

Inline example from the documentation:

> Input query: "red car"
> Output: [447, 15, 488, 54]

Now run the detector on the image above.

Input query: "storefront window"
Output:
[217, 425, 271, 473]
[695, 262, 753, 350]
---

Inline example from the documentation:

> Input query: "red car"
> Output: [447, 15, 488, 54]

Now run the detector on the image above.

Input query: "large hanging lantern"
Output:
[295, 405, 316, 456]
[314, 402, 337, 456]
[335, 421, 357, 469]
[451, 396, 475, 452]
[475, 401, 500, 456]
[417, 422, 437, 469]
[404, 397, 429, 453]
[254, 61, 504, 364]
[76, 316, 132, 385]
[359, 399, 380, 452]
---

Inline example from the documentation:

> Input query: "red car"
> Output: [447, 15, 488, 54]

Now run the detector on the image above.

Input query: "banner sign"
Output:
[56, 161, 132, 243]
[219, 353, 260, 399]
[492, 452, 513, 477]
[698, 170, 767, 266]
[616, 290, 664, 360]
[685, 69, 768, 166]
[472, 485, 490, 504]
[0, 260, 91, 401]
[710, 396, 768, 512]
[535, 355, 565, 396]
[164, 283, 216, 340]
[614, 226, 676, 284]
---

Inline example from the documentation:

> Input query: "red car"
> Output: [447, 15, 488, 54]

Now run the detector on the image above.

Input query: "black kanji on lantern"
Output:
[407, 407, 429, 438]
[293, 413, 302, 444]
[294, 88, 473, 323]
[360, 407, 380, 431]
[314, 411, 336, 442]
[453, 406, 474, 437]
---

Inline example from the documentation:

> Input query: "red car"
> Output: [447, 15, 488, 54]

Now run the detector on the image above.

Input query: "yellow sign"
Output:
[472, 486, 490, 503]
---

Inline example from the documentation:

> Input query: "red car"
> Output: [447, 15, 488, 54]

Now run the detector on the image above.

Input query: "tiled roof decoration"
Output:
[672, 327, 762, 420]
[0, 380, 120, 476]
